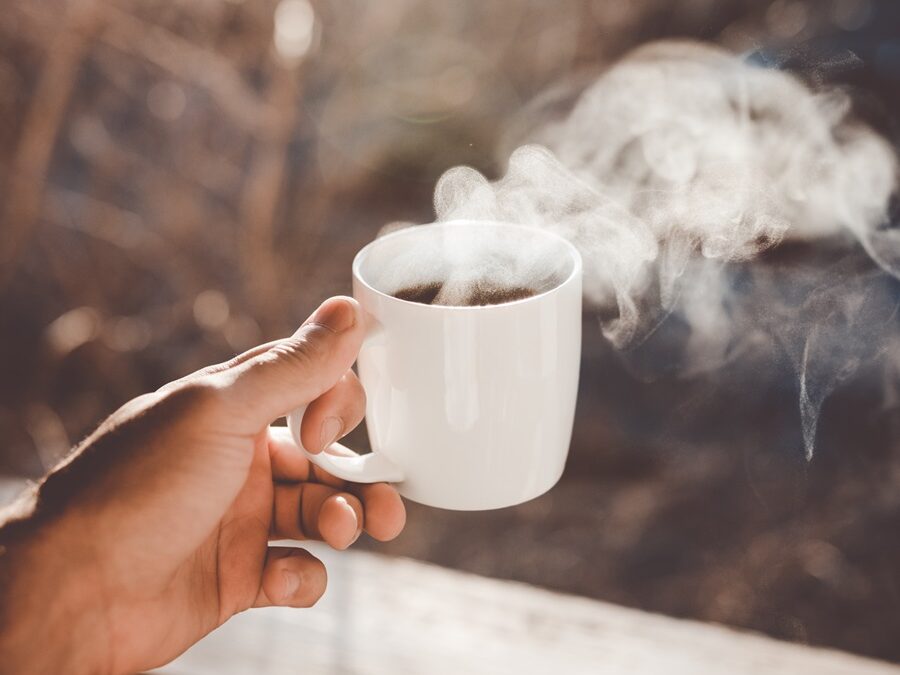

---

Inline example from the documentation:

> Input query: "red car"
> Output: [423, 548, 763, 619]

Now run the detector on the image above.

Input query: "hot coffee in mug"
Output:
[288, 220, 582, 510]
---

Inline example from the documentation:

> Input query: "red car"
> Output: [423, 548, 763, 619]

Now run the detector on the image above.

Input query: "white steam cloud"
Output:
[427, 40, 900, 459]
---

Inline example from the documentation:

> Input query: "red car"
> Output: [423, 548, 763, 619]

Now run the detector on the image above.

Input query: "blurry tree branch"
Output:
[100, 5, 281, 135]
[238, 61, 301, 333]
[0, 0, 104, 290]
[41, 188, 197, 293]
[14, 2, 280, 134]
[66, 111, 241, 218]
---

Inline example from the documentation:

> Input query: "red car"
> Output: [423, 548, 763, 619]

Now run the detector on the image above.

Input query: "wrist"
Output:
[0, 491, 111, 675]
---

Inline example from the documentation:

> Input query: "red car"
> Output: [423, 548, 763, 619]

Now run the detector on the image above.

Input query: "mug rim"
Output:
[352, 220, 583, 311]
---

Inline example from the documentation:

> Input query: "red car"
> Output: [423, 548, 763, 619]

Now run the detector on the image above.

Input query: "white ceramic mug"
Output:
[287, 221, 582, 510]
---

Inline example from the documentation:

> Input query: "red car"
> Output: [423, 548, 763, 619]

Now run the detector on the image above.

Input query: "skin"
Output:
[0, 296, 406, 675]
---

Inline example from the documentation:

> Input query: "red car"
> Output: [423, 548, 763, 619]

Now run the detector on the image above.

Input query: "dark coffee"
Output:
[393, 281, 443, 305]
[392, 281, 537, 306]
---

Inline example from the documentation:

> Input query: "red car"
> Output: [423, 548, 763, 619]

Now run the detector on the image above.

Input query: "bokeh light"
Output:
[273, 0, 316, 64]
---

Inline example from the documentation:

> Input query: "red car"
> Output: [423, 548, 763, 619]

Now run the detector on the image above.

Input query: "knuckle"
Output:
[296, 483, 320, 539]
[275, 326, 332, 372]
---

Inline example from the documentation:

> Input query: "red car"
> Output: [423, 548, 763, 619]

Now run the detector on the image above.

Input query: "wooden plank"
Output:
[156, 542, 899, 675]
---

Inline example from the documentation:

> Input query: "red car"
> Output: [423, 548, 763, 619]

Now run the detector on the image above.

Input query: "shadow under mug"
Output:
[287, 221, 582, 510]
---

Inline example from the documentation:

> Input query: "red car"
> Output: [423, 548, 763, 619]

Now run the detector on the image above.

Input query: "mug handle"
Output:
[286, 406, 404, 483]
[285, 317, 404, 484]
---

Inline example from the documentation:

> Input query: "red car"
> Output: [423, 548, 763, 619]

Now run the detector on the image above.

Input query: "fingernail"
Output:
[349, 524, 362, 546]
[283, 569, 301, 600]
[320, 416, 343, 451]
[309, 298, 355, 333]
[335, 496, 362, 546]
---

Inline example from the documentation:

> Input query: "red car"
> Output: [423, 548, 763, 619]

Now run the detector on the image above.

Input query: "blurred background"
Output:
[1, 0, 898, 663]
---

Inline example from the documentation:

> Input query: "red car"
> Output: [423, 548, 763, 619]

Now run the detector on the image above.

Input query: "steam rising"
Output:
[428, 41, 900, 459]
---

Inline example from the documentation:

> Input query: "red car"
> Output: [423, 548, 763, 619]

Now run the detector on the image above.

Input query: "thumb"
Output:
[219, 296, 365, 431]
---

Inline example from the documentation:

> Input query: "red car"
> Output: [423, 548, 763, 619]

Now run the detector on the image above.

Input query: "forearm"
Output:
[0, 488, 109, 675]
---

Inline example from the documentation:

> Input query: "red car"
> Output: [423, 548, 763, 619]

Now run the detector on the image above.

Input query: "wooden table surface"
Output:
[155, 542, 899, 675]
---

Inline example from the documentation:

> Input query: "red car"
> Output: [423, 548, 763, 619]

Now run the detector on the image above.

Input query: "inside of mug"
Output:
[355, 221, 579, 306]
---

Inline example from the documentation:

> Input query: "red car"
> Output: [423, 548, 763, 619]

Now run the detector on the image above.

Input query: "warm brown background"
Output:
[1, 0, 898, 663]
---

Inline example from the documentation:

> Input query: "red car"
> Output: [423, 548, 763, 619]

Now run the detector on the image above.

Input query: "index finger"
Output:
[269, 426, 347, 487]
[268, 425, 312, 482]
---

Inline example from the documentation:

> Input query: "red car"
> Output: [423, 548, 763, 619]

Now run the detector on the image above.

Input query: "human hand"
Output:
[0, 296, 405, 675]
